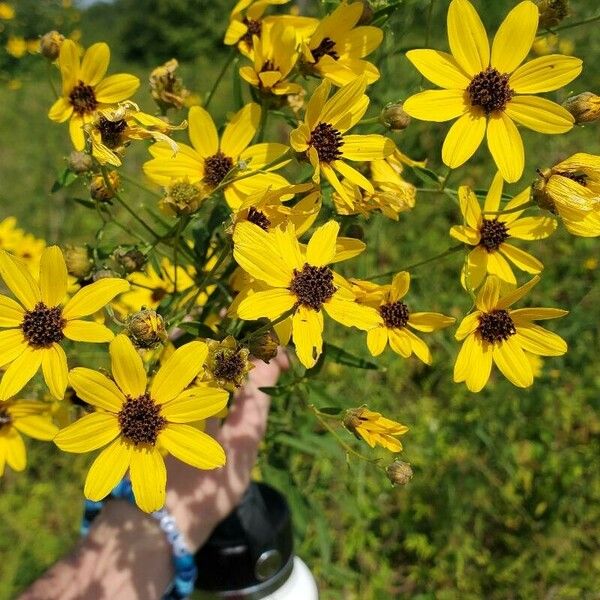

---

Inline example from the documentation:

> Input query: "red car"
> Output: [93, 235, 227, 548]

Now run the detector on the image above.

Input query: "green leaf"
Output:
[258, 385, 294, 397]
[319, 406, 344, 415]
[411, 164, 440, 187]
[68, 197, 97, 209]
[51, 168, 78, 193]
[176, 321, 215, 338]
[324, 342, 378, 370]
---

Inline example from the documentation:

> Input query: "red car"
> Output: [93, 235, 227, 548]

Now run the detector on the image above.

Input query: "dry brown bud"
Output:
[62, 245, 93, 279]
[380, 102, 411, 131]
[386, 460, 413, 486]
[40, 31, 64, 61]
[68, 151, 93, 174]
[127, 308, 167, 349]
[563, 92, 600, 124]
[537, 0, 569, 29]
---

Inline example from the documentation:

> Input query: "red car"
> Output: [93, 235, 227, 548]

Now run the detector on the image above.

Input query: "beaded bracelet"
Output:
[81, 478, 197, 600]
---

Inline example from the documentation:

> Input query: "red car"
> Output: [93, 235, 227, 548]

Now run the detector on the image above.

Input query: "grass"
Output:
[1, 1, 600, 598]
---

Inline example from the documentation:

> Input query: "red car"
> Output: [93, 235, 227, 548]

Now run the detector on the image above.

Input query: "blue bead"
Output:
[173, 553, 195, 570]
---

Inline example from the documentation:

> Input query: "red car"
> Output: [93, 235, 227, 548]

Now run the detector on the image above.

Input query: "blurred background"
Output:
[0, 0, 599, 598]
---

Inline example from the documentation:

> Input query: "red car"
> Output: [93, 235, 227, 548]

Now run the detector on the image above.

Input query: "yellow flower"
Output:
[6, 36, 27, 58]
[403, 0, 581, 182]
[290, 77, 394, 204]
[0, 217, 24, 251]
[54, 335, 228, 512]
[300, 1, 383, 86]
[0, 3, 15, 19]
[343, 406, 408, 452]
[239, 23, 303, 96]
[87, 102, 185, 167]
[353, 272, 455, 364]
[533, 153, 600, 237]
[454, 275, 568, 392]
[48, 40, 140, 150]
[232, 220, 380, 368]
[0, 399, 58, 476]
[0, 247, 128, 400]
[144, 103, 290, 210]
[450, 172, 557, 290]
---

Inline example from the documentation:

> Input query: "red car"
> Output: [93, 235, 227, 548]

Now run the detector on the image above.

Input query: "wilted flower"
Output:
[537, 0, 569, 29]
[343, 406, 409, 452]
[202, 336, 253, 391]
[386, 460, 413, 485]
[149, 58, 190, 110]
[67, 151, 93, 174]
[90, 171, 119, 202]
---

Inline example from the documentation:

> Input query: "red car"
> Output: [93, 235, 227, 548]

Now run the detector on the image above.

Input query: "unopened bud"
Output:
[92, 268, 119, 281]
[127, 308, 167, 348]
[40, 30, 64, 61]
[358, 1, 374, 25]
[62, 245, 93, 279]
[114, 248, 146, 273]
[160, 179, 204, 215]
[380, 102, 411, 131]
[386, 460, 413, 486]
[537, 0, 569, 29]
[90, 172, 119, 202]
[563, 92, 600, 124]
[68, 151, 93, 174]
[248, 329, 279, 363]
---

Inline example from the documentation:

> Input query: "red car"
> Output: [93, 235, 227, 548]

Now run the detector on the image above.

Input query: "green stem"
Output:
[120, 171, 162, 198]
[550, 13, 600, 33]
[359, 116, 381, 126]
[483, 201, 535, 216]
[419, 0, 436, 87]
[46, 62, 59, 99]
[439, 167, 453, 191]
[367, 244, 464, 281]
[205, 48, 236, 109]
[417, 187, 457, 195]
[241, 307, 296, 345]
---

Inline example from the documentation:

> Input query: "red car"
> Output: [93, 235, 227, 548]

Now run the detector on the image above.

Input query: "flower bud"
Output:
[563, 92, 600, 124]
[358, 1, 374, 25]
[204, 337, 253, 390]
[62, 245, 93, 279]
[159, 179, 204, 216]
[150, 59, 190, 111]
[39, 30, 65, 61]
[68, 150, 93, 174]
[90, 172, 119, 202]
[386, 460, 413, 486]
[380, 102, 411, 131]
[537, 0, 569, 29]
[127, 308, 167, 349]
[92, 268, 120, 281]
[247, 329, 279, 363]
[114, 248, 146, 274]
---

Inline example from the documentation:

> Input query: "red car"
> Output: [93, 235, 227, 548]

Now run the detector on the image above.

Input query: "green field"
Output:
[1, 1, 599, 598]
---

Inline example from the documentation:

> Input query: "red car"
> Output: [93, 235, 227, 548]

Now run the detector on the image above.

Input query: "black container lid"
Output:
[194, 482, 294, 598]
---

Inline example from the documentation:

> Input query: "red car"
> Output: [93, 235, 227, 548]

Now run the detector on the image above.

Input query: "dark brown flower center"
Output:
[213, 350, 245, 383]
[260, 59, 277, 73]
[241, 17, 262, 46]
[379, 301, 410, 329]
[204, 151, 234, 187]
[247, 207, 271, 230]
[21, 302, 65, 348]
[467, 67, 514, 115]
[98, 117, 127, 148]
[477, 309, 516, 343]
[118, 394, 166, 445]
[151, 287, 167, 303]
[479, 218, 509, 252]
[290, 263, 336, 310]
[311, 37, 339, 63]
[309, 122, 344, 163]
[558, 171, 588, 186]
[0, 408, 12, 428]
[69, 80, 98, 116]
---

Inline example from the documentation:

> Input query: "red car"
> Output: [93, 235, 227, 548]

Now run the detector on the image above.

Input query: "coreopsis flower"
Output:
[201, 336, 253, 391]
[300, 1, 383, 86]
[54, 335, 228, 512]
[343, 406, 408, 452]
[563, 92, 600, 124]
[454, 275, 568, 392]
[403, 0, 581, 182]
[450, 172, 557, 290]
[239, 23, 303, 96]
[149, 59, 190, 111]
[48, 40, 140, 150]
[232, 221, 380, 368]
[352, 272, 455, 364]
[0, 399, 58, 476]
[533, 153, 600, 237]
[144, 103, 290, 210]
[0, 3, 15, 20]
[290, 77, 394, 204]
[87, 102, 184, 167]
[0, 247, 128, 400]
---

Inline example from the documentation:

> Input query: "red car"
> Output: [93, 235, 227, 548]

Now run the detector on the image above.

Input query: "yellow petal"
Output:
[68, 367, 126, 412]
[48, 97, 73, 123]
[151, 341, 208, 404]
[455, 312, 481, 341]
[0, 330, 27, 367]
[514, 325, 567, 356]
[388, 329, 411, 357]
[58, 39, 80, 95]
[465, 336, 493, 392]
[340, 134, 395, 161]
[458, 185, 482, 229]
[486, 112, 524, 183]
[483, 171, 504, 213]
[403, 89, 467, 122]
[405, 49, 470, 89]
[41, 344, 68, 400]
[54, 412, 120, 453]
[159, 424, 226, 469]
[0, 428, 26, 471]
[367, 326, 388, 356]
[332, 237, 366, 263]
[239, 142, 290, 170]
[324, 295, 381, 330]
[129, 445, 166, 512]
[84, 437, 132, 501]
[442, 110, 486, 168]
[0, 295, 24, 327]
[273, 225, 304, 270]
[320, 76, 367, 127]
[404, 328, 432, 365]
[450, 225, 479, 245]
[0, 347, 42, 401]
[500, 243, 543, 274]
[0, 250, 41, 310]
[69, 114, 86, 151]
[462, 246, 488, 291]
[39, 246, 68, 307]
[475, 275, 501, 312]
[490, 1, 538, 73]
[390, 271, 410, 301]
[188, 105, 219, 158]
[221, 102, 261, 157]
[13, 415, 58, 441]
[507, 215, 557, 240]
[292, 306, 323, 368]
[110, 334, 147, 398]
[238, 288, 296, 320]
[505, 96, 574, 134]
[447, 0, 490, 75]
[62, 278, 129, 319]
[492, 336, 533, 388]
[162, 386, 228, 423]
[487, 251, 517, 284]
[510, 308, 568, 321]
[306, 221, 339, 266]
[80, 42, 110, 86]
[496, 275, 540, 309]
[63, 319, 114, 343]
[408, 312, 455, 332]
[509, 55, 583, 94]
[306, 79, 331, 129]
[94, 73, 140, 103]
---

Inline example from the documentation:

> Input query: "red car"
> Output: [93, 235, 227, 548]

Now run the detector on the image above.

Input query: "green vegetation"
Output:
[1, 1, 599, 598]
